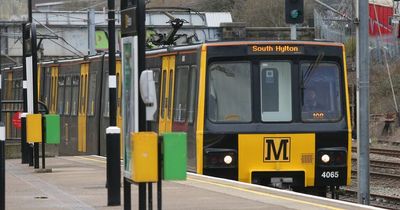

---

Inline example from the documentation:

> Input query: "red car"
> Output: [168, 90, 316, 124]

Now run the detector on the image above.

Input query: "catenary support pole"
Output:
[356, 0, 370, 205]
[88, 8, 96, 56]
[106, 0, 120, 206]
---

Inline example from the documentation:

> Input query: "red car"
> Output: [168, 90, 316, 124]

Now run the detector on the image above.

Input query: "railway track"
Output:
[352, 146, 400, 158]
[352, 170, 400, 181]
[341, 189, 400, 210]
[352, 158, 400, 171]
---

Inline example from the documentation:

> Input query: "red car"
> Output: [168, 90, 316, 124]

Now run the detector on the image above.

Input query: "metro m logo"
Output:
[264, 137, 290, 162]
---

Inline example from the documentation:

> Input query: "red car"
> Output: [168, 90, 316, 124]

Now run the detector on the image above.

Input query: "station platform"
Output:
[5, 156, 382, 210]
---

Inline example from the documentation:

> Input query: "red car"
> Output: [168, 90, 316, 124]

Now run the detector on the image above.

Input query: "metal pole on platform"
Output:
[139, 183, 146, 210]
[21, 24, 29, 164]
[0, 64, 3, 210]
[31, 22, 40, 170]
[157, 137, 162, 210]
[106, 127, 120, 206]
[0, 123, 5, 210]
[137, 0, 149, 208]
[106, 0, 121, 206]
[356, 0, 370, 205]
[124, 178, 131, 210]
[28, 143, 33, 166]
[33, 143, 39, 169]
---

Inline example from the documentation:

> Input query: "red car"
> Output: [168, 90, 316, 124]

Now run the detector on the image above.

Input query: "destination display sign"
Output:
[249, 45, 304, 55]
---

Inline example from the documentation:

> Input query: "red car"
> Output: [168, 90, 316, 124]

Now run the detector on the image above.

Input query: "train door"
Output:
[78, 63, 89, 153]
[158, 55, 176, 133]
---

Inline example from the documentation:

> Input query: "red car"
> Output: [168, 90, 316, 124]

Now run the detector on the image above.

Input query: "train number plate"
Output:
[321, 171, 339, 179]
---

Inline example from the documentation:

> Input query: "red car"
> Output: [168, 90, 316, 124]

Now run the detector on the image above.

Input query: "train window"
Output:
[160, 70, 167, 118]
[187, 65, 197, 123]
[167, 70, 173, 119]
[13, 80, 22, 111]
[117, 72, 122, 117]
[301, 62, 342, 122]
[71, 76, 79, 116]
[50, 76, 55, 113]
[44, 69, 51, 107]
[64, 76, 72, 115]
[152, 69, 161, 121]
[88, 73, 97, 116]
[260, 61, 292, 122]
[207, 62, 252, 123]
[173, 66, 190, 123]
[103, 74, 110, 117]
[57, 76, 65, 115]
[5, 73, 12, 111]
[39, 67, 46, 104]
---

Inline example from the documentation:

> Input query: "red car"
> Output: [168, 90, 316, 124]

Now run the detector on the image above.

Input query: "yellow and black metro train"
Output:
[2, 40, 351, 195]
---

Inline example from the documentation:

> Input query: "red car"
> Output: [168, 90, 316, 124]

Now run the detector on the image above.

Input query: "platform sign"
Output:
[122, 36, 139, 180]
[0, 0, 28, 23]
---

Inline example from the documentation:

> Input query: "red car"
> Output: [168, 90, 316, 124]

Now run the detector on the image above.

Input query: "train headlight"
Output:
[317, 148, 347, 167]
[204, 148, 237, 168]
[224, 155, 233, 164]
[321, 154, 330, 163]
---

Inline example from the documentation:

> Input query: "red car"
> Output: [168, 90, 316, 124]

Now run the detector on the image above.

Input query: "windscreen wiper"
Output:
[301, 53, 324, 106]
[302, 52, 324, 89]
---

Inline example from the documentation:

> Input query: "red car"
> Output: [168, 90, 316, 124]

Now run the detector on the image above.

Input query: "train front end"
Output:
[200, 41, 352, 194]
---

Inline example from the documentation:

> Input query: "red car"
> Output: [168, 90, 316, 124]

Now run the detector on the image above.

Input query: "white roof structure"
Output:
[33, 11, 232, 28]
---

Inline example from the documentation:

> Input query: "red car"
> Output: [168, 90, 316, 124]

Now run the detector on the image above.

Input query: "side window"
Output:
[173, 66, 190, 123]
[13, 80, 22, 111]
[57, 76, 65, 115]
[44, 69, 51, 107]
[151, 68, 161, 121]
[79, 74, 88, 115]
[187, 65, 197, 123]
[71, 76, 79, 116]
[117, 72, 122, 116]
[103, 72, 110, 117]
[160, 70, 167, 118]
[207, 62, 252, 122]
[88, 73, 97, 116]
[64, 76, 72, 115]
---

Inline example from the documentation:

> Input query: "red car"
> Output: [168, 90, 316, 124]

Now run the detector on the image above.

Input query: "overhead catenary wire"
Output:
[33, 17, 85, 57]
[36, 31, 82, 57]
[371, 0, 399, 113]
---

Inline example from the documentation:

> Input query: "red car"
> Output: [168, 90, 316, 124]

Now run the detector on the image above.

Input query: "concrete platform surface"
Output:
[5, 156, 383, 210]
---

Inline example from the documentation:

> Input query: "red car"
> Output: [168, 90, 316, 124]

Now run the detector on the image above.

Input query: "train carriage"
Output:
[1, 40, 351, 195]
[143, 40, 352, 195]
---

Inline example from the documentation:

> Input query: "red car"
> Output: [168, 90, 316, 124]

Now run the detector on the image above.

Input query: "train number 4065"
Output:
[321, 171, 339, 179]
